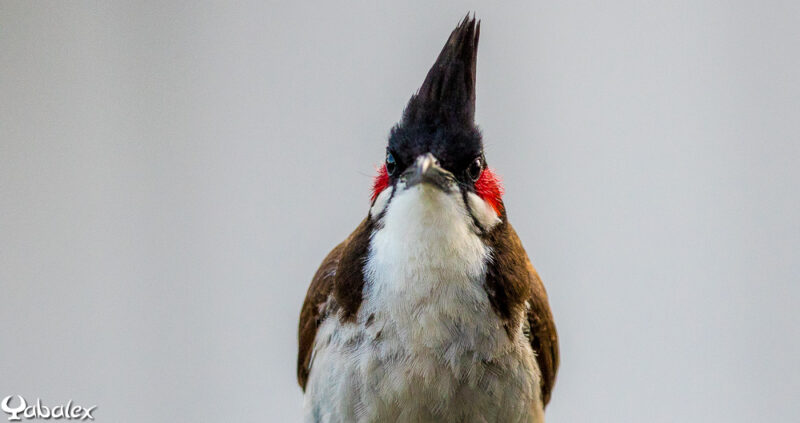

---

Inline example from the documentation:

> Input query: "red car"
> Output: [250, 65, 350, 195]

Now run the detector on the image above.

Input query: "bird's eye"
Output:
[385, 152, 397, 176]
[467, 157, 483, 181]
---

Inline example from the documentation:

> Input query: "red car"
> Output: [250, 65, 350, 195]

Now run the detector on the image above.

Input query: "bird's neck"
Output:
[363, 186, 490, 326]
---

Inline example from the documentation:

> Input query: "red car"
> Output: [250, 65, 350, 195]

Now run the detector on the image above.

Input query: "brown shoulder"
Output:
[483, 220, 559, 407]
[296, 217, 373, 390]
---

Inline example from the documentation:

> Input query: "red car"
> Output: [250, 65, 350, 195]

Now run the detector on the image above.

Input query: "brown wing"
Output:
[483, 220, 559, 407]
[525, 259, 560, 407]
[297, 218, 373, 390]
[296, 240, 345, 389]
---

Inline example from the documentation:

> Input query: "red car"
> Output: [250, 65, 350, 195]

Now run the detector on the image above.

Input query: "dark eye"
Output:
[385, 152, 397, 176]
[467, 157, 483, 181]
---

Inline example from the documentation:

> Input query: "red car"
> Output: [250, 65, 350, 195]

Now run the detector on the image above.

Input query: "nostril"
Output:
[422, 153, 440, 166]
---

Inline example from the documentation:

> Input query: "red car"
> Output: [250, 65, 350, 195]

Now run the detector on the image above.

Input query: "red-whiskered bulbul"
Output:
[297, 15, 559, 423]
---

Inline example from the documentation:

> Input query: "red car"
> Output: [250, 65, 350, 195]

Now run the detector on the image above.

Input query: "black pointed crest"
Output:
[389, 15, 483, 174]
[404, 15, 480, 127]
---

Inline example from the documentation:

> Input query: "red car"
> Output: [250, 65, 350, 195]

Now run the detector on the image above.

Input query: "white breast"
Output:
[304, 185, 543, 423]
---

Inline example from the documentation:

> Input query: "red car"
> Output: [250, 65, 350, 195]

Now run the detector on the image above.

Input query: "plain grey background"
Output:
[2, 1, 798, 422]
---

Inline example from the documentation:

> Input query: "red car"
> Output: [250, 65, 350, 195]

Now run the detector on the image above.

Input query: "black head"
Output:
[386, 15, 484, 184]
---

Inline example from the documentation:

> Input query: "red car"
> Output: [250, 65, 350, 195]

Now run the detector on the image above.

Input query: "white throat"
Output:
[363, 184, 500, 349]
[369, 184, 488, 280]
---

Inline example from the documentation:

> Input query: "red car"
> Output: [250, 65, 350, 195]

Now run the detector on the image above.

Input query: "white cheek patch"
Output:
[370, 186, 394, 219]
[467, 192, 502, 230]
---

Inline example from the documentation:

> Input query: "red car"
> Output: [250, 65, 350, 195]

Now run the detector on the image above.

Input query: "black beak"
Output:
[403, 153, 453, 191]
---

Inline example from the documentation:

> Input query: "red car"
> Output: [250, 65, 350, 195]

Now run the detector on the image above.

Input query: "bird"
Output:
[297, 15, 559, 423]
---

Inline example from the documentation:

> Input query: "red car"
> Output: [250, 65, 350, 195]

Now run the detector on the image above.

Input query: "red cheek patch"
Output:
[371, 165, 390, 202]
[475, 168, 504, 214]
